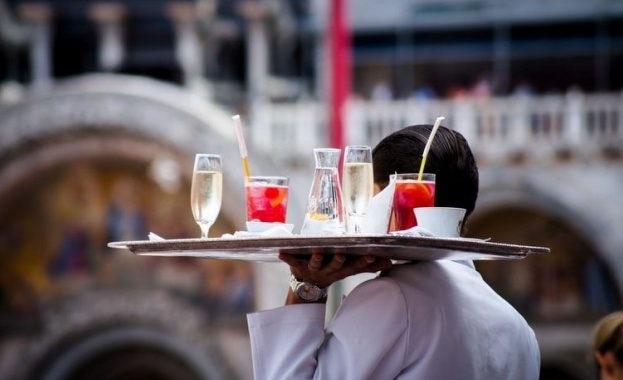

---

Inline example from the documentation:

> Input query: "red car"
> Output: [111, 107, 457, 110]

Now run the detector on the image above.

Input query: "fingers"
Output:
[322, 254, 345, 273]
[341, 255, 393, 275]
[279, 253, 308, 269]
[365, 258, 393, 273]
[279, 251, 393, 285]
[350, 255, 375, 269]
[307, 253, 345, 273]
[307, 253, 324, 272]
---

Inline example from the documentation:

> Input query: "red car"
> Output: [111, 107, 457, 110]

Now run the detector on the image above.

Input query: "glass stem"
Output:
[354, 222, 362, 234]
[348, 215, 364, 234]
[199, 222, 212, 238]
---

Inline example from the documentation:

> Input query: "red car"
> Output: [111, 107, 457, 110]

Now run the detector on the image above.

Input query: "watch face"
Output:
[298, 283, 320, 301]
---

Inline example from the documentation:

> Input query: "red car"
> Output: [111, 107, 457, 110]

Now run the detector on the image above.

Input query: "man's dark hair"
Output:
[372, 124, 479, 219]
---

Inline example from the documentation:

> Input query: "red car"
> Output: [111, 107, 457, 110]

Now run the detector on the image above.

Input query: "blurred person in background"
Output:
[593, 311, 623, 380]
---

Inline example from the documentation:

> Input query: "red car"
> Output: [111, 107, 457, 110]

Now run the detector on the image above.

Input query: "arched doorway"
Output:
[468, 206, 621, 380]
[0, 74, 286, 379]
[470, 207, 621, 322]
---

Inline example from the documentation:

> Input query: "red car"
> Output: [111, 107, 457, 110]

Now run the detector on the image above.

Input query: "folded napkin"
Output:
[390, 226, 436, 237]
[390, 227, 490, 242]
[147, 226, 294, 241]
[148, 232, 166, 241]
[222, 225, 294, 238]
[361, 175, 396, 234]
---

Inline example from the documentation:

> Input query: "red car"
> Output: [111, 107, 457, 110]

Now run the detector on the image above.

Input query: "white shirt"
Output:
[247, 260, 540, 380]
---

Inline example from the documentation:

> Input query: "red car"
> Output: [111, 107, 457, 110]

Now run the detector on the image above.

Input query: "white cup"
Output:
[413, 207, 466, 237]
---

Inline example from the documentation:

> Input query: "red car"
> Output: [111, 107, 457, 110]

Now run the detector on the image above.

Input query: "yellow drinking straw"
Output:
[417, 116, 445, 181]
[232, 114, 251, 180]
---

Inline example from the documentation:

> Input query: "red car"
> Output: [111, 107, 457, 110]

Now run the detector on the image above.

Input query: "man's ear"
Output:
[595, 351, 618, 377]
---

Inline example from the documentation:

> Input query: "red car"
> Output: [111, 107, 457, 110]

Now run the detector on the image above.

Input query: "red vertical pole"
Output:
[329, 0, 351, 149]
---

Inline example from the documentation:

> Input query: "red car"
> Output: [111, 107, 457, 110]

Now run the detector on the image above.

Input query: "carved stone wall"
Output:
[0, 73, 307, 229]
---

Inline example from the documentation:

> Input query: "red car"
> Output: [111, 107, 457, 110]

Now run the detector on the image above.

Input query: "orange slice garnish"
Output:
[397, 182, 434, 205]
[266, 187, 287, 207]
[307, 212, 330, 221]
[404, 183, 430, 197]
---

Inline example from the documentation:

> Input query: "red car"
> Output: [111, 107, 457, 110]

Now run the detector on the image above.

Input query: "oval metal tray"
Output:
[108, 235, 549, 263]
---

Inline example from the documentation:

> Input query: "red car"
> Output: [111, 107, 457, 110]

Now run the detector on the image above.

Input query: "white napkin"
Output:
[148, 227, 294, 241]
[390, 227, 490, 242]
[148, 232, 166, 241]
[222, 225, 294, 239]
[390, 226, 436, 237]
[361, 175, 397, 234]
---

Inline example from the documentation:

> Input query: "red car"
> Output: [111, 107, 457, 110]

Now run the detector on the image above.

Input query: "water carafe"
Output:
[300, 148, 346, 235]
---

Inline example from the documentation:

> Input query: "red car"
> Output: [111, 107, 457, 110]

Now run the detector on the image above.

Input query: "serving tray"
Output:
[108, 235, 549, 263]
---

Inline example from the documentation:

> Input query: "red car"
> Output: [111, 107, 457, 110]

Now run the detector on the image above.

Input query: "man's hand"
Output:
[279, 250, 393, 289]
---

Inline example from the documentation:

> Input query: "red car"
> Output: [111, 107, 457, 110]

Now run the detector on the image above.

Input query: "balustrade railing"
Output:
[250, 92, 623, 164]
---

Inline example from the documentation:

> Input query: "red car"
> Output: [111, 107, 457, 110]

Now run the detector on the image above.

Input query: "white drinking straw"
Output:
[418, 116, 445, 180]
[232, 114, 251, 180]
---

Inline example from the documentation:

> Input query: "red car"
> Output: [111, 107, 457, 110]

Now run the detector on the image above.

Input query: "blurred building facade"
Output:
[1, 1, 622, 379]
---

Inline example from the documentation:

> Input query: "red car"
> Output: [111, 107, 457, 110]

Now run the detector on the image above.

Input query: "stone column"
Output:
[311, 0, 328, 102]
[88, 2, 127, 72]
[238, 1, 272, 107]
[167, 2, 208, 96]
[194, 0, 219, 79]
[18, 2, 53, 90]
[493, 24, 510, 95]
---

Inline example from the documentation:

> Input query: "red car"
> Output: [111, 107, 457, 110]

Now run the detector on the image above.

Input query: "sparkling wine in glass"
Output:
[190, 154, 223, 238]
[342, 145, 374, 234]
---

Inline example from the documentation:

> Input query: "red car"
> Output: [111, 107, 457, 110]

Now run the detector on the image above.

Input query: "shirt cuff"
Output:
[247, 303, 326, 329]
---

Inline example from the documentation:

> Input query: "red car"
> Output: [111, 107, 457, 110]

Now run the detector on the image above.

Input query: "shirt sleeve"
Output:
[247, 278, 409, 380]
[247, 303, 327, 380]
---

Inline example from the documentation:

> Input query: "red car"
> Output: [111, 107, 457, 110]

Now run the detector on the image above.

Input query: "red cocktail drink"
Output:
[391, 173, 436, 231]
[245, 176, 289, 223]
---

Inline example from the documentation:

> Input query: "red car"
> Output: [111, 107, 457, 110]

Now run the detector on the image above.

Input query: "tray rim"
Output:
[107, 234, 550, 262]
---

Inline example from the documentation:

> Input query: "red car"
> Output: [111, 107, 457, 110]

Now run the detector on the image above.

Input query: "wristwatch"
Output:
[289, 274, 328, 302]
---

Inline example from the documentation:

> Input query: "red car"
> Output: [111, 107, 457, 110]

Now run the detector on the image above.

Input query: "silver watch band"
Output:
[289, 274, 328, 302]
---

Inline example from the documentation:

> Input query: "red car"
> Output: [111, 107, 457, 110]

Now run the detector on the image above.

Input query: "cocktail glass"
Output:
[245, 176, 289, 223]
[391, 173, 435, 231]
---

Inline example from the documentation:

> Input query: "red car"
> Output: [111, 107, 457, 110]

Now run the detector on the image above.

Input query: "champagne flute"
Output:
[190, 154, 223, 238]
[342, 145, 374, 234]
